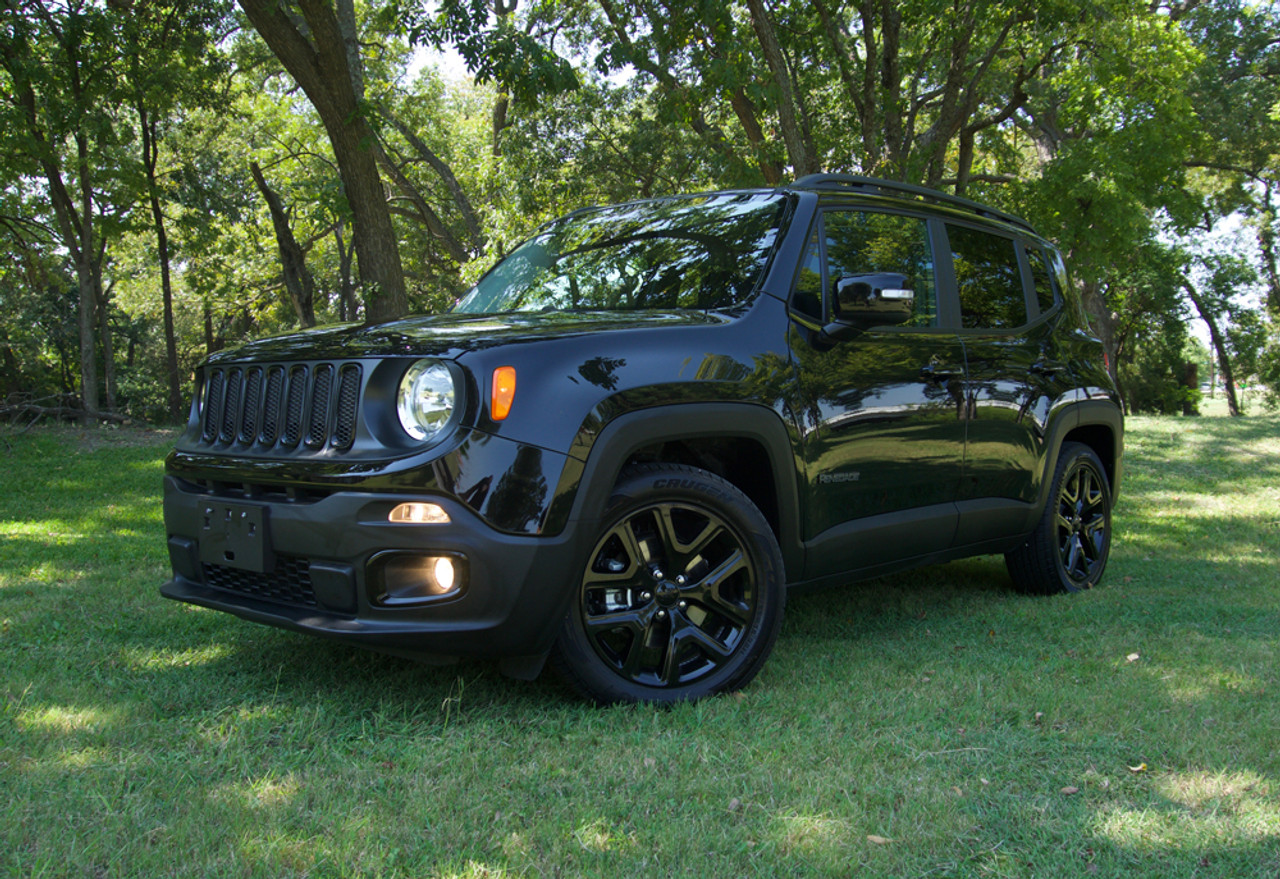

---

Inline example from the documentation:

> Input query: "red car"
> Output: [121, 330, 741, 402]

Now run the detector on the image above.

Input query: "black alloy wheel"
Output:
[1006, 441, 1112, 595]
[552, 464, 785, 704]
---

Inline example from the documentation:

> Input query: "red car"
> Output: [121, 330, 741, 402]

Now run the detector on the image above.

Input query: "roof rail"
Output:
[792, 173, 1033, 233]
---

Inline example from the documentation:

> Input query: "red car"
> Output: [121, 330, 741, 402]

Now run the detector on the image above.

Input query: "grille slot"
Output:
[282, 366, 307, 448]
[219, 368, 242, 444]
[306, 364, 334, 448]
[196, 360, 362, 455]
[260, 367, 285, 445]
[333, 365, 361, 450]
[202, 370, 225, 442]
[202, 555, 316, 608]
[239, 367, 263, 444]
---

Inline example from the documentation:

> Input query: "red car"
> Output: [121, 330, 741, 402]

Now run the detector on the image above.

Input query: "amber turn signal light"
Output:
[491, 366, 516, 420]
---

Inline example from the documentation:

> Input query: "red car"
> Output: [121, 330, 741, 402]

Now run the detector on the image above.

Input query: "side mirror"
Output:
[833, 272, 915, 327]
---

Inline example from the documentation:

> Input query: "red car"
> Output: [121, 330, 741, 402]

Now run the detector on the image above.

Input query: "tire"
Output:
[1006, 441, 1112, 595]
[551, 464, 786, 704]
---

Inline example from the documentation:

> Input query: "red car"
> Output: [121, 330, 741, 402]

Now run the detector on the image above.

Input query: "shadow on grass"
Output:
[6, 422, 1280, 876]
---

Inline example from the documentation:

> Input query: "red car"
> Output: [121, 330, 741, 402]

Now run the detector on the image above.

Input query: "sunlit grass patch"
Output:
[1095, 769, 1280, 850]
[2, 419, 1280, 877]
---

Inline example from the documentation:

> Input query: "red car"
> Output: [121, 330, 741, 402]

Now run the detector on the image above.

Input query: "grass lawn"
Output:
[2, 412, 1278, 877]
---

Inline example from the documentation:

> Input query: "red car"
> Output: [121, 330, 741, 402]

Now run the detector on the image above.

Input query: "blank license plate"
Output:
[198, 500, 272, 572]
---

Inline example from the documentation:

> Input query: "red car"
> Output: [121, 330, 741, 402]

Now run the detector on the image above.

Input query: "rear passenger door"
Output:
[941, 222, 1075, 541]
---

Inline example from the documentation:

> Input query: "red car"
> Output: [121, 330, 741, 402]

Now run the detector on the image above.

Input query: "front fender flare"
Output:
[548, 402, 804, 583]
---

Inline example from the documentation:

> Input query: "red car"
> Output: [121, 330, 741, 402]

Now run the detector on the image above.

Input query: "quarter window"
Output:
[1024, 243, 1056, 316]
[948, 225, 1026, 330]
[791, 228, 824, 321]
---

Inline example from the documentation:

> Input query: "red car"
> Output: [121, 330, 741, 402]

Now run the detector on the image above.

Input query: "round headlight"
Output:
[397, 359, 455, 441]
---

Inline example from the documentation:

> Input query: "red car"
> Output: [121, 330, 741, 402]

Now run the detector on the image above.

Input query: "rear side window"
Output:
[948, 224, 1026, 330]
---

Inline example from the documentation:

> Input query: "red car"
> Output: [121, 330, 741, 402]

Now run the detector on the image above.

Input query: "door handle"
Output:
[1030, 359, 1062, 377]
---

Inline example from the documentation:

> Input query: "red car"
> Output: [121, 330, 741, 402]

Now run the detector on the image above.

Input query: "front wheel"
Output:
[551, 464, 785, 704]
[1006, 442, 1113, 594]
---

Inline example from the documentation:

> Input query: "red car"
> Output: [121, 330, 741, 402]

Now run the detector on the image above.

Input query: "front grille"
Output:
[197, 361, 362, 454]
[202, 555, 316, 608]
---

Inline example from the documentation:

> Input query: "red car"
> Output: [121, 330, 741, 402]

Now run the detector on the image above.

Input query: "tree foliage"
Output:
[1, 0, 1278, 422]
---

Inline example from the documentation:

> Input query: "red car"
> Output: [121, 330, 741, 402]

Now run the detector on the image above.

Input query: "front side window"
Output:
[948, 224, 1027, 330]
[822, 210, 938, 327]
[453, 193, 786, 314]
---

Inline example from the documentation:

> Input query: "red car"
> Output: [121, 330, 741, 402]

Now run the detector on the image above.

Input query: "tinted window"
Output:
[948, 224, 1026, 329]
[454, 193, 785, 314]
[791, 227, 824, 321]
[1024, 243, 1056, 315]
[823, 211, 938, 327]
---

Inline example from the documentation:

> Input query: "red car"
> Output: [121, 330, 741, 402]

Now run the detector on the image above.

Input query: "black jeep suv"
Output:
[162, 174, 1122, 703]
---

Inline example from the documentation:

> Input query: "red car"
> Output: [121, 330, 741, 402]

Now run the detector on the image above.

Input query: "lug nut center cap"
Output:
[655, 581, 680, 607]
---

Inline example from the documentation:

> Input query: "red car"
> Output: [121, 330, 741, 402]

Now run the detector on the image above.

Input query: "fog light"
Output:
[370, 552, 466, 606]
[433, 556, 456, 592]
[388, 502, 450, 524]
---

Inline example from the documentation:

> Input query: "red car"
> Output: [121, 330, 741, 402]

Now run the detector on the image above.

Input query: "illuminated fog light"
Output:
[370, 552, 467, 606]
[432, 556, 456, 593]
[388, 502, 450, 524]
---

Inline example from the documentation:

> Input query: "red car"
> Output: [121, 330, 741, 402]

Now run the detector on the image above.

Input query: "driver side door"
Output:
[789, 207, 968, 580]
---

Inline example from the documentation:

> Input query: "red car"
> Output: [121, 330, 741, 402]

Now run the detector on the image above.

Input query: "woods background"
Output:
[2, 0, 1278, 424]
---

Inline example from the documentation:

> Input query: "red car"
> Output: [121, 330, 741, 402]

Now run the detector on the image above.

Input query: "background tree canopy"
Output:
[2, 0, 1278, 423]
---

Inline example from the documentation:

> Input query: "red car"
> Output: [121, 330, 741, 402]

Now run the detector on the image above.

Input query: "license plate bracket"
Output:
[198, 500, 273, 573]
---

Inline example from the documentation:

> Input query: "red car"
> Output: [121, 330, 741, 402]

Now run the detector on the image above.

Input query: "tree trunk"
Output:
[1078, 277, 1123, 402]
[238, 0, 408, 323]
[139, 108, 185, 421]
[203, 301, 219, 354]
[334, 221, 357, 321]
[74, 139, 100, 423]
[250, 161, 318, 327]
[96, 265, 117, 412]
[1258, 182, 1280, 313]
[728, 87, 783, 185]
[1181, 276, 1242, 416]
[746, 0, 816, 177]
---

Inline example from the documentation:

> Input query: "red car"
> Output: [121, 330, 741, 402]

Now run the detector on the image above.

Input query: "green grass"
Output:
[2, 415, 1279, 877]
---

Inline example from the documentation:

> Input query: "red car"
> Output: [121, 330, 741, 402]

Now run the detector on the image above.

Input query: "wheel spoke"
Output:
[1061, 473, 1080, 507]
[658, 624, 684, 686]
[1063, 534, 1081, 577]
[687, 549, 751, 625]
[654, 504, 724, 572]
[659, 615, 733, 686]
[618, 518, 654, 569]
[675, 619, 733, 661]
[620, 624, 649, 678]
[582, 607, 644, 636]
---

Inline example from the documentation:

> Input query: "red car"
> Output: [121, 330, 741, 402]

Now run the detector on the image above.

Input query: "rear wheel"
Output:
[551, 464, 785, 704]
[1006, 442, 1112, 594]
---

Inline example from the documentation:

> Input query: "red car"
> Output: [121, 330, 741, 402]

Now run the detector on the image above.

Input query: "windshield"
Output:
[453, 193, 786, 314]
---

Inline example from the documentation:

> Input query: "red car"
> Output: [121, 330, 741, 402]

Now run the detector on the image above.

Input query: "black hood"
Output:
[206, 309, 733, 364]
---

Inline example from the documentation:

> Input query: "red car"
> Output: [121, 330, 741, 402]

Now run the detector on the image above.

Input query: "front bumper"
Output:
[160, 475, 583, 666]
